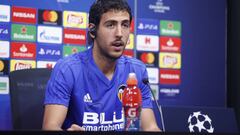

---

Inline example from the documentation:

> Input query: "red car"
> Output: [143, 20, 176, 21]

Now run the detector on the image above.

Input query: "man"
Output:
[42, 0, 160, 131]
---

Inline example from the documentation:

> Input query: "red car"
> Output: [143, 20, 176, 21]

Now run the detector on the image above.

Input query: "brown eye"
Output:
[122, 23, 130, 29]
[106, 22, 115, 29]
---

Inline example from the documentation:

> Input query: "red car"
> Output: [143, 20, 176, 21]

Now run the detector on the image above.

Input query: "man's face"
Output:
[93, 10, 130, 60]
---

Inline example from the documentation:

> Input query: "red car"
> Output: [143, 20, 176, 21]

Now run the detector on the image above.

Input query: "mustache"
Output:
[112, 40, 125, 46]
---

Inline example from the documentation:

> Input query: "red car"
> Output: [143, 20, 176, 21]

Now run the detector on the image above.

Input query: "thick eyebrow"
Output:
[103, 19, 130, 25]
[122, 20, 130, 24]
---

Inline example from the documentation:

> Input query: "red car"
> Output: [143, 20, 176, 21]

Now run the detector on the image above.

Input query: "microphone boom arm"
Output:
[143, 78, 165, 132]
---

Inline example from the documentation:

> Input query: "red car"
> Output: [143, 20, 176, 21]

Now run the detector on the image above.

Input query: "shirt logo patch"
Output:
[117, 84, 127, 102]
[84, 93, 92, 103]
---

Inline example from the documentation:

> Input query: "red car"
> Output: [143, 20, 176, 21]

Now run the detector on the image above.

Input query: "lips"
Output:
[111, 41, 124, 51]
[112, 41, 124, 47]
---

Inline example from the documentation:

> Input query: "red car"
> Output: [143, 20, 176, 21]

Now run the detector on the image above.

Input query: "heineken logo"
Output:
[11, 24, 36, 42]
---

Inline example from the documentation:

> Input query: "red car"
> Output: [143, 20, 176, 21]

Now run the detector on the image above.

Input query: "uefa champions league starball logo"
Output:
[187, 111, 214, 133]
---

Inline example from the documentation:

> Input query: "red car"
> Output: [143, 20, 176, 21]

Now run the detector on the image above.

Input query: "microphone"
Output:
[142, 78, 165, 132]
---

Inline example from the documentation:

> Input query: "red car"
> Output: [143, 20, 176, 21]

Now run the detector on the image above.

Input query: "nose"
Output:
[115, 25, 123, 38]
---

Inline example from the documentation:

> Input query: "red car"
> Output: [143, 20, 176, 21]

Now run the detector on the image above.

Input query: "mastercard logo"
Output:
[140, 53, 155, 64]
[43, 10, 58, 22]
[0, 60, 4, 71]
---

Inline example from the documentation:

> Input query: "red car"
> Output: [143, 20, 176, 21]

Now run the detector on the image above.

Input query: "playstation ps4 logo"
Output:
[0, 23, 10, 40]
[138, 23, 158, 30]
[38, 48, 61, 56]
[0, 28, 8, 34]
[37, 44, 62, 60]
[137, 18, 159, 35]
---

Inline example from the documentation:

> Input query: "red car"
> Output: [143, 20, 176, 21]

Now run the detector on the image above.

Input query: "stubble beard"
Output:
[100, 46, 125, 62]
[94, 39, 127, 62]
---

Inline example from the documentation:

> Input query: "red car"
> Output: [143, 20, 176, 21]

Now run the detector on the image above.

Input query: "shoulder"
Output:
[118, 55, 146, 70]
[54, 49, 90, 72]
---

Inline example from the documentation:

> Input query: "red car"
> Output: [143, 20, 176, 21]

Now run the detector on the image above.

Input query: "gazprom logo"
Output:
[0, 5, 10, 22]
[146, 67, 159, 84]
[40, 30, 59, 41]
[137, 18, 159, 35]
[37, 26, 62, 44]
[0, 15, 8, 20]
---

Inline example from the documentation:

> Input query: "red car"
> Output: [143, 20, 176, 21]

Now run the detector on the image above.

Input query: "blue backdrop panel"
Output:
[137, 0, 226, 107]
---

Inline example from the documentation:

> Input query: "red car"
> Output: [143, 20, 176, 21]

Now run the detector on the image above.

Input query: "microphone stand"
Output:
[143, 79, 165, 132]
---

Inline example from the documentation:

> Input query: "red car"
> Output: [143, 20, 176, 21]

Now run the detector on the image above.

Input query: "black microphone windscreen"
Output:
[142, 78, 149, 84]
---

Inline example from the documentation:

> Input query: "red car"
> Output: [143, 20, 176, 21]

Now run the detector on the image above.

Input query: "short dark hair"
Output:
[88, 0, 132, 44]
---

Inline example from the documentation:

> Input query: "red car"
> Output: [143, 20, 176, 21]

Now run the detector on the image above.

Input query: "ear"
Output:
[88, 23, 96, 38]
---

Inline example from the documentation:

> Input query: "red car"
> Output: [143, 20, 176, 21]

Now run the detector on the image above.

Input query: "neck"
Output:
[92, 47, 117, 81]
